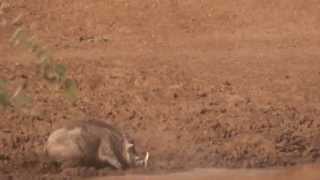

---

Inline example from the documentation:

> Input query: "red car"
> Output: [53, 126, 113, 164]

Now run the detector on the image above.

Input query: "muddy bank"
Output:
[89, 164, 320, 180]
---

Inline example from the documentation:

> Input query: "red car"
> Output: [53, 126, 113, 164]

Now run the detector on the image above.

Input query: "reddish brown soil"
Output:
[1, 0, 320, 179]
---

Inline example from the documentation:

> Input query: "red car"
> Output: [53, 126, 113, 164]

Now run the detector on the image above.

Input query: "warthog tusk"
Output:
[144, 152, 149, 168]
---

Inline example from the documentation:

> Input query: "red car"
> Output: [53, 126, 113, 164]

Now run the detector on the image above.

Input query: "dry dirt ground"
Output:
[1, 0, 320, 179]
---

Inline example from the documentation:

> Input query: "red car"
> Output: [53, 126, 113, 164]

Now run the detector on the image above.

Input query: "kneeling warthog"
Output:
[45, 120, 149, 169]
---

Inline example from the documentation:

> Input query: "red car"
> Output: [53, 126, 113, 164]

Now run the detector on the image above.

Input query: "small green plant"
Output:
[9, 26, 68, 83]
[0, 3, 78, 107]
[0, 80, 11, 107]
[0, 79, 31, 108]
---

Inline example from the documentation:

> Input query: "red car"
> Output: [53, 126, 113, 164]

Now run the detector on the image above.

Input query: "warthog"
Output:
[45, 120, 149, 169]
